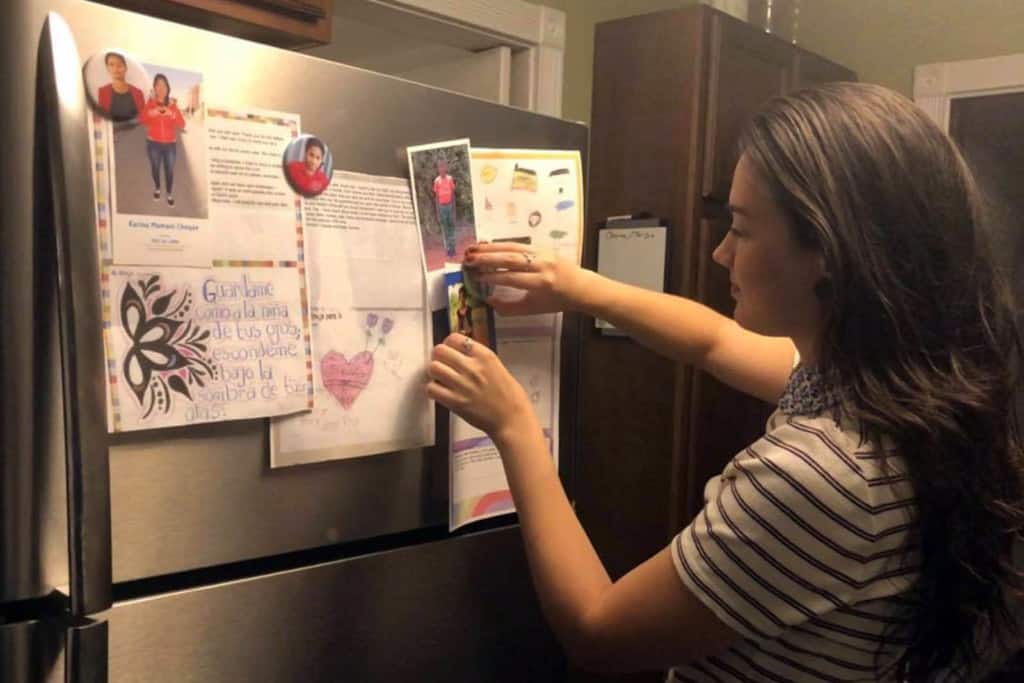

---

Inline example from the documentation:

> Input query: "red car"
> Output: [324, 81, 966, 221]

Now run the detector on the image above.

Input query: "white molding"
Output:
[377, 0, 552, 47]
[534, 44, 563, 117]
[538, 5, 566, 48]
[332, 0, 565, 115]
[510, 47, 537, 110]
[914, 54, 1024, 131]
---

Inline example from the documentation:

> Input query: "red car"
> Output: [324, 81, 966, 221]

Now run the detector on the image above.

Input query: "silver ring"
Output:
[461, 337, 474, 355]
[523, 252, 535, 267]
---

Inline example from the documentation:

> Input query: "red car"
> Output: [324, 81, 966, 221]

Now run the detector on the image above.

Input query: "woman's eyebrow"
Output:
[727, 203, 750, 217]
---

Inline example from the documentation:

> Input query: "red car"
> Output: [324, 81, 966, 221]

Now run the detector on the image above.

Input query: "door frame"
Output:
[914, 53, 1024, 131]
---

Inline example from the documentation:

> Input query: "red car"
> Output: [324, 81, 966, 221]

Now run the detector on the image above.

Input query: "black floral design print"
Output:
[120, 275, 217, 418]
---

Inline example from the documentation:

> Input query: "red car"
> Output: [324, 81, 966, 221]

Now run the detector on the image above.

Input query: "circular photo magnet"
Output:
[82, 49, 150, 122]
[283, 134, 334, 197]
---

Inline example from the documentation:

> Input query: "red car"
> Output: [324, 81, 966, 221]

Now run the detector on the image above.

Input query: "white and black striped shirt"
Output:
[669, 366, 918, 682]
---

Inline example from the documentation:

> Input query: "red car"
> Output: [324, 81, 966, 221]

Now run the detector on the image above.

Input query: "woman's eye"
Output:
[728, 226, 745, 237]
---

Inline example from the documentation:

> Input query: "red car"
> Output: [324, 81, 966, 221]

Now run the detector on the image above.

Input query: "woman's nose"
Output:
[712, 230, 733, 269]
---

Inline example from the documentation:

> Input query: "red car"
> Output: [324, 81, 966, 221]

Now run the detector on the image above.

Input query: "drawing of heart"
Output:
[320, 350, 375, 409]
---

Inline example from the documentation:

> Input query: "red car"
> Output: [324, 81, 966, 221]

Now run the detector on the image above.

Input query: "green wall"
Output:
[530, 0, 1024, 123]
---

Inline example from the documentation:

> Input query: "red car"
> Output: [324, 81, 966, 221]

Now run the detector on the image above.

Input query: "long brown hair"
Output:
[739, 83, 1024, 681]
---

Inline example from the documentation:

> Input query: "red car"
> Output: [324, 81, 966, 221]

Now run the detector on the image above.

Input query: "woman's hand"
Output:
[464, 242, 594, 316]
[426, 333, 534, 440]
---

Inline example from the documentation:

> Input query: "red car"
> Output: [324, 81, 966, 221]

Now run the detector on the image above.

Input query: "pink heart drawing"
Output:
[320, 350, 375, 410]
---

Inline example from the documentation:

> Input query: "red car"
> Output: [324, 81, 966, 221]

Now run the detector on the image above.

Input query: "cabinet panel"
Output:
[680, 219, 773, 523]
[702, 13, 792, 202]
[793, 49, 856, 88]
[581, 7, 706, 581]
[95, 0, 332, 47]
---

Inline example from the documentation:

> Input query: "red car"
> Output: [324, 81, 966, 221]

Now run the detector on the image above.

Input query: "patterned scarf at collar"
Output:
[778, 364, 844, 416]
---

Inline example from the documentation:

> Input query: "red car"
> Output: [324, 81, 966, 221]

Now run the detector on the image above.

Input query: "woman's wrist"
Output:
[564, 267, 608, 317]
[492, 407, 541, 453]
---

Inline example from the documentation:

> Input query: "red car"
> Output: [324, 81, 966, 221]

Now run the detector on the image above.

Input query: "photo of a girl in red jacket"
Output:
[140, 73, 185, 207]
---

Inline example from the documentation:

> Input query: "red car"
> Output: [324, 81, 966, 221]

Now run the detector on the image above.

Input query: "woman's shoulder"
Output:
[760, 410, 904, 474]
[735, 411, 914, 524]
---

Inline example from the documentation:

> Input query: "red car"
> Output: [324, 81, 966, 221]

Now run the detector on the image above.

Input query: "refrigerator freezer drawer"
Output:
[107, 526, 566, 682]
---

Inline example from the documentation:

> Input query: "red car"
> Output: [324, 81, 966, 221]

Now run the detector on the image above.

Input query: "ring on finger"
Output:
[461, 337, 474, 355]
[522, 252, 535, 267]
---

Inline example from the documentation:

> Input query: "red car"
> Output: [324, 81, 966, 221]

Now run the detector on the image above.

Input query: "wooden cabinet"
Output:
[96, 0, 332, 48]
[794, 46, 857, 88]
[580, 4, 855, 591]
[703, 14, 794, 201]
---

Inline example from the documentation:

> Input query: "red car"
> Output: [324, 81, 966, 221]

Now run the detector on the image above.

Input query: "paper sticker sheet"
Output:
[449, 148, 583, 530]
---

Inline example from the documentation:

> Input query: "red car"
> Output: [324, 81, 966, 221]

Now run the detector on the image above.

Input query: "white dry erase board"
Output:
[595, 226, 668, 332]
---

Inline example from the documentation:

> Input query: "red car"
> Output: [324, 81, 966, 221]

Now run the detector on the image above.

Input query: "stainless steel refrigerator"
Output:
[0, 1, 586, 680]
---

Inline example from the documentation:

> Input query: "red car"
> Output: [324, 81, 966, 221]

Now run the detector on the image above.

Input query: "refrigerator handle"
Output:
[65, 619, 108, 683]
[38, 13, 113, 617]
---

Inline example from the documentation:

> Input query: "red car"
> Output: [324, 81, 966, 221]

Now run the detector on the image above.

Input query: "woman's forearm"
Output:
[573, 270, 733, 367]
[494, 414, 611, 657]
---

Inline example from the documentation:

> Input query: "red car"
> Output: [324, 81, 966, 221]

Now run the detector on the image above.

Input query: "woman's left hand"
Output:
[426, 333, 533, 440]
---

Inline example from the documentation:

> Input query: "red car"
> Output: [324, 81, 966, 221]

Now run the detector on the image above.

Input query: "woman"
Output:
[97, 51, 144, 122]
[286, 137, 330, 196]
[431, 83, 1024, 681]
[139, 74, 185, 207]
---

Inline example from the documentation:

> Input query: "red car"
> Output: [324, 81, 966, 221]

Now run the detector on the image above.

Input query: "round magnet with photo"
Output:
[82, 49, 150, 122]
[283, 134, 334, 197]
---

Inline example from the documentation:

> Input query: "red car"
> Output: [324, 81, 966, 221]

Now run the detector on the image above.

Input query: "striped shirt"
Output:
[669, 365, 919, 682]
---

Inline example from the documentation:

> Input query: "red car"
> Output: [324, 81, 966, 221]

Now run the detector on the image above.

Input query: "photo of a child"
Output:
[283, 134, 333, 197]
[434, 158, 458, 258]
[407, 140, 477, 271]
[445, 270, 494, 349]
[141, 73, 185, 207]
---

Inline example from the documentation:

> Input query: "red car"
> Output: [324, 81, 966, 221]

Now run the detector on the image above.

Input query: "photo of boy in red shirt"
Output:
[433, 158, 457, 257]
[407, 139, 478, 272]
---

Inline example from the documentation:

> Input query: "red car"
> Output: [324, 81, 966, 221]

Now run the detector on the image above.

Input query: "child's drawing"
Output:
[320, 313, 395, 410]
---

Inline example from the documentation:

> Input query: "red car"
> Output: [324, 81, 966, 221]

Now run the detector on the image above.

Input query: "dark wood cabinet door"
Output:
[702, 13, 793, 202]
[678, 219, 773, 524]
[793, 49, 857, 88]
[96, 0, 332, 47]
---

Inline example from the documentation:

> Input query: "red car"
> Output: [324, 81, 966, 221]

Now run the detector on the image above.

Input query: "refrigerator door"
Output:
[106, 527, 565, 682]
[17, 0, 585, 586]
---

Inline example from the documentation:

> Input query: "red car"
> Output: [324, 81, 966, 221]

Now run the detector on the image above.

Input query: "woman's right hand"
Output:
[464, 242, 594, 316]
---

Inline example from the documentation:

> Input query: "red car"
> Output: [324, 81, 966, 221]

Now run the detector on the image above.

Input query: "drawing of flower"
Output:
[120, 275, 216, 419]
[373, 317, 395, 352]
[366, 313, 379, 328]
